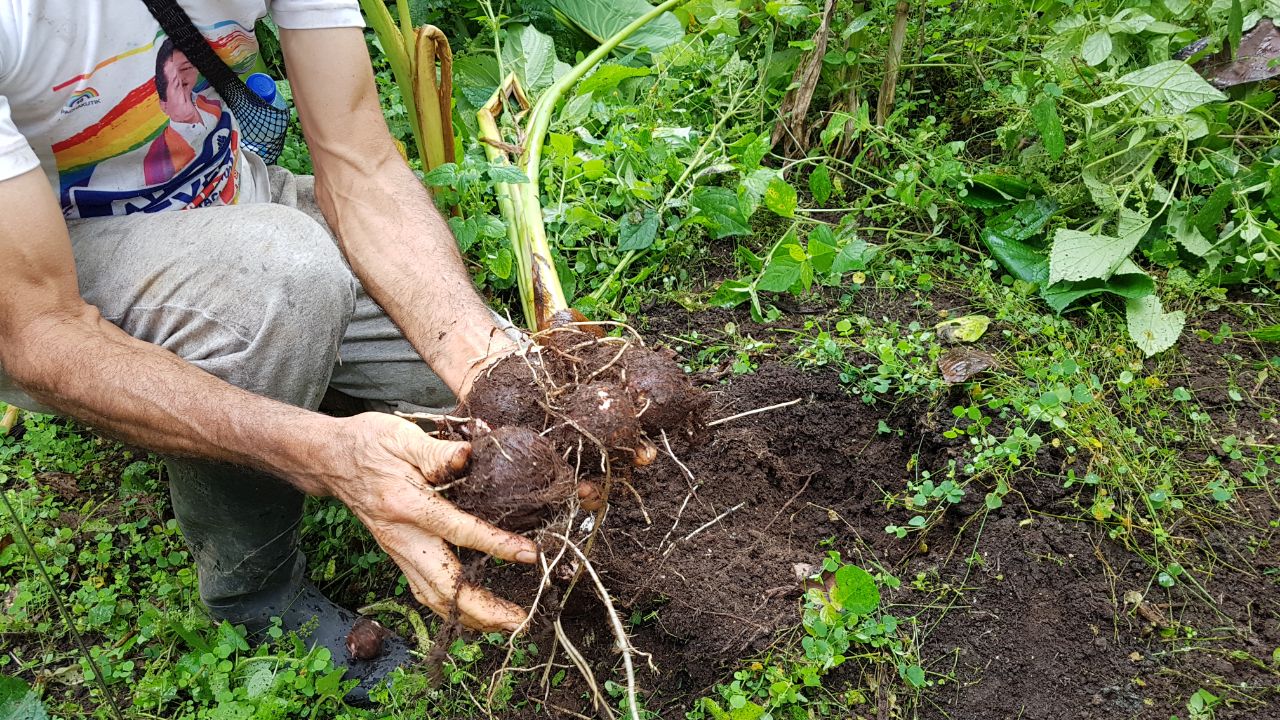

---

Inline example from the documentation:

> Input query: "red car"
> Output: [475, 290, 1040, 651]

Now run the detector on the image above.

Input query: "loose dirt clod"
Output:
[449, 426, 576, 531]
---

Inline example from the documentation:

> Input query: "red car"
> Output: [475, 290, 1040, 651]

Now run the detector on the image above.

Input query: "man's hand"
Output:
[321, 412, 539, 632]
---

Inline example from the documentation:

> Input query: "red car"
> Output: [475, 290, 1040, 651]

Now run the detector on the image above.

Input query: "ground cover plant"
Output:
[3, 0, 1280, 718]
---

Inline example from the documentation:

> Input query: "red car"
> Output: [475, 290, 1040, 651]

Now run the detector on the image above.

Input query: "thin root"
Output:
[706, 398, 802, 427]
[549, 532, 652, 720]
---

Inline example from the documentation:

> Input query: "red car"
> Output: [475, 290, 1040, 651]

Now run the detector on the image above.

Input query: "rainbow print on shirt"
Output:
[49, 22, 259, 219]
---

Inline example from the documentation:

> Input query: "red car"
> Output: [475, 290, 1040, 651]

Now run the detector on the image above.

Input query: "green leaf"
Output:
[1115, 60, 1228, 115]
[1082, 29, 1113, 66]
[501, 25, 559, 91]
[757, 254, 804, 293]
[1048, 228, 1140, 284]
[576, 64, 652, 96]
[1125, 294, 1185, 357]
[830, 236, 874, 275]
[1228, 0, 1243, 59]
[691, 187, 751, 239]
[980, 197, 1057, 284]
[1169, 208, 1213, 257]
[764, 177, 798, 217]
[1041, 259, 1154, 313]
[422, 162, 459, 187]
[709, 278, 753, 308]
[809, 165, 833, 205]
[1031, 95, 1066, 160]
[618, 210, 660, 251]
[0, 675, 48, 720]
[830, 565, 880, 615]
[902, 664, 927, 688]
[808, 226, 836, 273]
[549, 0, 685, 56]
[1247, 324, 1280, 342]
[486, 164, 531, 184]
[1194, 182, 1234, 240]
[960, 174, 1031, 208]
[491, 247, 514, 280]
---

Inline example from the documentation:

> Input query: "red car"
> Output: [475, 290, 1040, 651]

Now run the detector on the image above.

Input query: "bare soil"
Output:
[469, 300, 1280, 719]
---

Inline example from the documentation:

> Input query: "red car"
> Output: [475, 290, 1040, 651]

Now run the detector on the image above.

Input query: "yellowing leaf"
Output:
[935, 315, 991, 343]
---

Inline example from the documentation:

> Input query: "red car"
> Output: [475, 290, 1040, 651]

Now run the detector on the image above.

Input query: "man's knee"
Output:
[255, 206, 356, 335]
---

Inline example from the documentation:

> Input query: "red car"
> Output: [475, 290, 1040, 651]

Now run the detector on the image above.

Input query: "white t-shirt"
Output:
[0, 1, 362, 219]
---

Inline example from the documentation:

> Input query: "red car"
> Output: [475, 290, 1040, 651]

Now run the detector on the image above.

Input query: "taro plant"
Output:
[473, 0, 686, 330]
[359, 0, 456, 172]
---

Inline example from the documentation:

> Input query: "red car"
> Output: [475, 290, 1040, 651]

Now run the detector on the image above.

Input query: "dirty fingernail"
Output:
[516, 549, 537, 564]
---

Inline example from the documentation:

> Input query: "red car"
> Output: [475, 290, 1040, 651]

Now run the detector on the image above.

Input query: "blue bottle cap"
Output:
[245, 73, 278, 105]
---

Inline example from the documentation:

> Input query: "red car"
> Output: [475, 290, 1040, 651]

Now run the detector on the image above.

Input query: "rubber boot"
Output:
[167, 458, 413, 705]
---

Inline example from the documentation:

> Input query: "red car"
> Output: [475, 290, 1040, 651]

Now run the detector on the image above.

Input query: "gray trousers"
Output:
[0, 167, 459, 617]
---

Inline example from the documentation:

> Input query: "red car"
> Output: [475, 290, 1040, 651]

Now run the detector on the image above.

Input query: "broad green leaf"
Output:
[902, 664, 927, 688]
[1170, 208, 1213, 257]
[1041, 259, 1153, 313]
[960, 174, 1031, 208]
[1115, 60, 1227, 115]
[1125, 294, 1185, 356]
[809, 164, 833, 205]
[549, 0, 684, 56]
[843, 9, 877, 38]
[1082, 29, 1113, 65]
[1081, 166, 1121, 211]
[576, 64, 652, 96]
[830, 237, 875, 275]
[491, 247, 514, 280]
[422, 162, 459, 186]
[486, 164, 531, 184]
[618, 210, 660, 251]
[709, 278, 753, 308]
[558, 92, 593, 125]
[690, 186, 751, 239]
[1107, 9, 1154, 34]
[830, 565, 880, 615]
[501, 25, 558, 91]
[1048, 228, 1140, 284]
[1031, 95, 1066, 160]
[984, 230, 1048, 285]
[808, 225, 836, 273]
[936, 315, 991, 343]
[0, 675, 48, 720]
[757, 254, 804, 292]
[980, 197, 1057, 285]
[764, 177, 799, 217]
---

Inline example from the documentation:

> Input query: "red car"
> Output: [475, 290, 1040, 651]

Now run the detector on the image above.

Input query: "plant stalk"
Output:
[480, 0, 684, 330]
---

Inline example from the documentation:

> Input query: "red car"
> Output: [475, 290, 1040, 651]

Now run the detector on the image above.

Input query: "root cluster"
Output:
[448, 324, 709, 532]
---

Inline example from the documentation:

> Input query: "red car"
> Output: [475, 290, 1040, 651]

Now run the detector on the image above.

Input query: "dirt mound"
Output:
[465, 302, 1277, 719]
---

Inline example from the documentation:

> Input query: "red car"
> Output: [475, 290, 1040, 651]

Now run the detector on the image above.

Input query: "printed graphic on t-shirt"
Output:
[49, 22, 258, 219]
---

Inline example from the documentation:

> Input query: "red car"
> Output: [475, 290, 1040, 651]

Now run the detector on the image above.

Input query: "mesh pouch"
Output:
[140, 0, 289, 164]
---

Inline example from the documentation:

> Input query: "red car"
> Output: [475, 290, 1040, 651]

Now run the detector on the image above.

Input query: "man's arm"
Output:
[281, 26, 517, 398]
[0, 167, 535, 631]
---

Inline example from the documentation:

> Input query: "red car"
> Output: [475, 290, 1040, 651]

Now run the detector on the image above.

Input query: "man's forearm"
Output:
[3, 306, 339, 494]
[313, 148, 516, 396]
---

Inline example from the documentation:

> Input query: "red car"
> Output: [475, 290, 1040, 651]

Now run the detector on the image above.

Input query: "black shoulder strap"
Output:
[138, 0, 288, 164]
